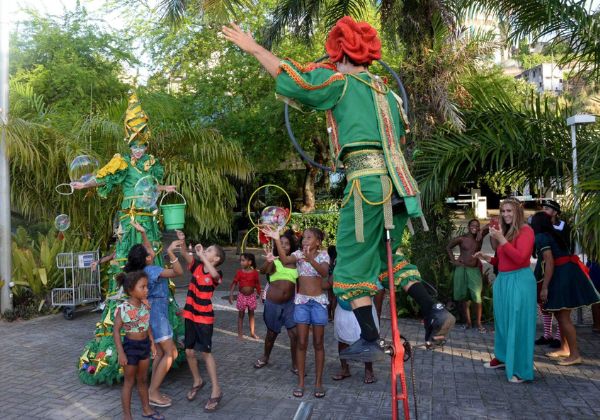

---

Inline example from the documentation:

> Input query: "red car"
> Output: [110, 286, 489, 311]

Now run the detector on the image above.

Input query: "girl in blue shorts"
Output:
[126, 222, 184, 407]
[265, 227, 330, 399]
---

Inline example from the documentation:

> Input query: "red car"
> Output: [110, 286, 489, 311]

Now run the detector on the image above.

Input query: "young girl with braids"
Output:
[113, 271, 164, 420]
[264, 227, 330, 398]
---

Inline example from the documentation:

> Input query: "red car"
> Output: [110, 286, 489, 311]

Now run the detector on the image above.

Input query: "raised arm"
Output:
[176, 230, 194, 267]
[222, 23, 280, 78]
[131, 221, 154, 259]
[262, 227, 296, 265]
[160, 240, 184, 278]
[196, 245, 221, 281]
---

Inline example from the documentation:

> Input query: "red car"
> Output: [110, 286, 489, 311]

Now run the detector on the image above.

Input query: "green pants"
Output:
[453, 266, 483, 303]
[332, 174, 422, 301]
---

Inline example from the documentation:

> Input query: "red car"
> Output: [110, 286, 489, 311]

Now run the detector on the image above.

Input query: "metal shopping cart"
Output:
[51, 251, 102, 320]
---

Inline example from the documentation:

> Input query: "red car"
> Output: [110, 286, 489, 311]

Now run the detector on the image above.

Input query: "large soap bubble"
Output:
[69, 155, 99, 183]
[134, 176, 159, 209]
[259, 206, 288, 229]
[55, 214, 71, 232]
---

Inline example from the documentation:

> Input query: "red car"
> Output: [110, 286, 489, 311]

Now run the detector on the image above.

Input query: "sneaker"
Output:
[483, 358, 505, 369]
[339, 338, 386, 363]
[549, 339, 562, 348]
[424, 303, 456, 346]
[509, 375, 524, 383]
[534, 336, 551, 345]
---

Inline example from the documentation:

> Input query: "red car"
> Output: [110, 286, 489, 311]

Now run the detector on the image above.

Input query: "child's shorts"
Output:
[123, 336, 151, 365]
[263, 298, 296, 333]
[236, 293, 257, 311]
[184, 319, 213, 353]
[149, 297, 173, 343]
[294, 300, 328, 326]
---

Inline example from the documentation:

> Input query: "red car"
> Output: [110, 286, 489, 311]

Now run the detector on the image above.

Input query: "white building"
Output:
[516, 63, 564, 94]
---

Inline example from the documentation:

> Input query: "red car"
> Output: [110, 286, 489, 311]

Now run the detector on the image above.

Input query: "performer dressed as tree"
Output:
[223, 16, 455, 361]
[73, 93, 184, 385]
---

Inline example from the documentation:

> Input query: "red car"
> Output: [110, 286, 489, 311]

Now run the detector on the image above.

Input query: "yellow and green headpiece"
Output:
[124, 93, 150, 147]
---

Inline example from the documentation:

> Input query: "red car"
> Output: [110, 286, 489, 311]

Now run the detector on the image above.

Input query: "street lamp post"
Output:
[0, 0, 12, 313]
[566, 114, 596, 325]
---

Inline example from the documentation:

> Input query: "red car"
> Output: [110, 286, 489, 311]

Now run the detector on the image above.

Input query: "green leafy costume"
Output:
[77, 94, 184, 385]
[276, 59, 425, 301]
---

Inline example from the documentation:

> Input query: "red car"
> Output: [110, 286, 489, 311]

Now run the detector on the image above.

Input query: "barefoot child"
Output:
[254, 230, 299, 374]
[180, 242, 226, 412]
[229, 253, 261, 339]
[446, 219, 488, 332]
[113, 271, 164, 420]
[265, 227, 330, 398]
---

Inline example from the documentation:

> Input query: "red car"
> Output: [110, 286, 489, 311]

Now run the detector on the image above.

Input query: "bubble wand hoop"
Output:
[239, 184, 292, 253]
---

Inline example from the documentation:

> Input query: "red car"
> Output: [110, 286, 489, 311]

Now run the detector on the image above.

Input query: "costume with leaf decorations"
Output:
[77, 94, 185, 385]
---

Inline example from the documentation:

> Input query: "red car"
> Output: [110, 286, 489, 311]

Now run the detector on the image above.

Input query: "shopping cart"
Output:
[51, 251, 102, 320]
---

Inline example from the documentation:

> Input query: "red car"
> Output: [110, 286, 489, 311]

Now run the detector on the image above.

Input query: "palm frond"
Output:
[461, 0, 600, 79]
[262, 0, 324, 47]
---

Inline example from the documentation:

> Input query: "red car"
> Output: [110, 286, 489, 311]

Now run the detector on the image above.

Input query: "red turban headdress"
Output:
[325, 16, 382, 66]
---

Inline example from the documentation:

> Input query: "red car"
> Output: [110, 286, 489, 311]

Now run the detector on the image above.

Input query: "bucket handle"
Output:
[160, 190, 187, 206]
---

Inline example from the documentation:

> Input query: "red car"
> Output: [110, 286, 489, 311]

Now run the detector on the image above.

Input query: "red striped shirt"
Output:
[182, 261, 221, 325]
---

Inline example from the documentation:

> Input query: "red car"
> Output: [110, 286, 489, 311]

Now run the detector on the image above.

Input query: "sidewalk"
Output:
[1, 247, 599, 419]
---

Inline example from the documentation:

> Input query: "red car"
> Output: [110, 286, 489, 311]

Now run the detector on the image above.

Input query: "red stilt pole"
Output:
[386, 229, 411, 420]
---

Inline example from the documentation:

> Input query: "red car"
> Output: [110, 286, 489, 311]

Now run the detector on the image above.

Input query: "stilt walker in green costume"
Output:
[72, 93, 185, 384]
[223, 16, 455, 362]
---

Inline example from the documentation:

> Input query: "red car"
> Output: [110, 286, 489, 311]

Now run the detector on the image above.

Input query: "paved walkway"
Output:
[1, 247, 599, 419]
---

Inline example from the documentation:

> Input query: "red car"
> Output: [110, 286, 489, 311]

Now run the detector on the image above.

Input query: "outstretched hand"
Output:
[265, 251, 277, 263]
[222, 23, 259, 54]
[261, 225, 280, 241]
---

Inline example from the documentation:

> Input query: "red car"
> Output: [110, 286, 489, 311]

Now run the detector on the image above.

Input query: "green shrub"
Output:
[9, 226, 97, 318]
[289, 211, 339, 247]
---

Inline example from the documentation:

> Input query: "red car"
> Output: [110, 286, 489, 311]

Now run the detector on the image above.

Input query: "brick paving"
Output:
[1, 247, 599, 419]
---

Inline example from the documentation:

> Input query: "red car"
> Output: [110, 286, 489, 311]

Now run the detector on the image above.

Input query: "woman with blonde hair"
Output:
[475, 198, 536, 383]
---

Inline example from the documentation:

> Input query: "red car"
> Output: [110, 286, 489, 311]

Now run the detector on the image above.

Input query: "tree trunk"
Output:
[300, 135, 328, 213]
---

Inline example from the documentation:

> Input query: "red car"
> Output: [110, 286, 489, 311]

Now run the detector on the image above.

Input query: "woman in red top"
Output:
[475, 198, 536, 383]
[229, 253, 261, 339]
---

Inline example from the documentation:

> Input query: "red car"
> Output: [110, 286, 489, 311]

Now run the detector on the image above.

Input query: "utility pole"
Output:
[566, 114, 596, 325]
[0, 0, 13, 313]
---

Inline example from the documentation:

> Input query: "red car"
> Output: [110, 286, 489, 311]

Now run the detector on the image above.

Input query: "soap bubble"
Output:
[134, 176, 159, 209]
[69, 155, 99, 183]
[259, 206, 288, 229]
[55, 214, 71, 232]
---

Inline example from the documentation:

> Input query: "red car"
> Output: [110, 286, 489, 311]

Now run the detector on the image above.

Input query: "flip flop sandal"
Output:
[314, 387, 326, 398]
[204, 393, 223, 412]
[254, 358, 268, 369]
[331, 372, 351, 381]
[142, 411, 165, 420]
[187, 381, 205, 401]
[292, 387, 304, 398]
[149, 399, 172, 408]
[478, 327, 488, 333]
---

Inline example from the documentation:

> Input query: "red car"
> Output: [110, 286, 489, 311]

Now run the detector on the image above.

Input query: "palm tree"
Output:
[7, 84, 253, 245]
